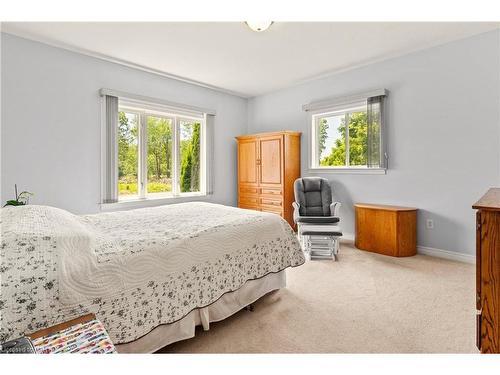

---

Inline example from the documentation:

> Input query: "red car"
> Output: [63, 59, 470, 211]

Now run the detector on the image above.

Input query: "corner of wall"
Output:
[245, 97, 254, 134]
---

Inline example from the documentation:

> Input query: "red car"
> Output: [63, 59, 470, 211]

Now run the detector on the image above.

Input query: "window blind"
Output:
[367, 95, 385, 168]
[302, 88, 387, 113]
[205, 114, 215, 195]
[103, 95, 119, 203]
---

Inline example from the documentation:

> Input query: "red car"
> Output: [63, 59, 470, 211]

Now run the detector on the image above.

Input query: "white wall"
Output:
[247, 30, 500, 255]
[1, 33, 247, 214]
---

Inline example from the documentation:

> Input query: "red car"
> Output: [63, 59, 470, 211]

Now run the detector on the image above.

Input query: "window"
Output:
[101, 89, 215, 207]
[306, 90, 387, 173]
[118, 111, 139, 196]
[118, 104, 205, 200]
[179, 119, 201, 193]
[314, 104, 368, 168]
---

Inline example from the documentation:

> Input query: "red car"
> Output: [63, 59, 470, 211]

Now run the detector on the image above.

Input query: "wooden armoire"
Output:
[236, 131, 301, 227]
[473, 188, 500, 353]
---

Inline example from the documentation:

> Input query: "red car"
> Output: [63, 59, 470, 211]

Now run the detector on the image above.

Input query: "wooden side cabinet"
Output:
[473, 188, 500, 353]
[354, 203, 417, 257]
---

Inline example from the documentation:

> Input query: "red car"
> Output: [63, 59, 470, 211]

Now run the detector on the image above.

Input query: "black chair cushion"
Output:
[296, 216, 340, 224]
[294, 177, 332, 216]
[301, 230, 343, 237]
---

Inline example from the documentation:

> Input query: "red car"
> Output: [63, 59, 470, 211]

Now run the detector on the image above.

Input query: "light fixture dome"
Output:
[245, 21, 273, 32]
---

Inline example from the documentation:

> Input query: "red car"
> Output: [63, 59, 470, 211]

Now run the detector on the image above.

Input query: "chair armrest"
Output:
[330, 202, 341, 217]
[292, 202, 300, 223]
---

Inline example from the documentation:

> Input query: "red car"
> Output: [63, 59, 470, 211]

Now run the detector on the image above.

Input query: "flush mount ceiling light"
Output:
[245, 21, 273, 32]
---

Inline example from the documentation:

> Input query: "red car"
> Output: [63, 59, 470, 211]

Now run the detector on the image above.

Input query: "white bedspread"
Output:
[0, 202, 304, 343]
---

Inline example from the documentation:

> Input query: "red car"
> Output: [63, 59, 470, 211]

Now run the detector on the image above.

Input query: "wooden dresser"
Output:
[236, 131, 301, 227]
[473, 188, 500, 353]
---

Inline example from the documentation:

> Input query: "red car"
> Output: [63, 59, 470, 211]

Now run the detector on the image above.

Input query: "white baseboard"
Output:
[340, 233, 475, 264]
[340, 233, 355, 241]
[417, 246, 475, 264]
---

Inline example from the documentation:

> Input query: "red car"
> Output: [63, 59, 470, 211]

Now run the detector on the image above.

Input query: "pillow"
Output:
[1, 204, 90, 239]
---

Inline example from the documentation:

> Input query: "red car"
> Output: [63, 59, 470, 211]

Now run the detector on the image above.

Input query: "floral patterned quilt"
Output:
[0, 202, 304, 344]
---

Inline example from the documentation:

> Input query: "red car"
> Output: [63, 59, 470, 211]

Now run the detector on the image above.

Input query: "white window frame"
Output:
[305, 89, 388, 175]
[310, 103, 367, 170]
[117, 105, 206, 201]
[100, 90, 212, 211]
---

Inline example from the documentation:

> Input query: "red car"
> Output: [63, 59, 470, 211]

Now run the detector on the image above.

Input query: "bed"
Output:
[0, 202, 304, 352]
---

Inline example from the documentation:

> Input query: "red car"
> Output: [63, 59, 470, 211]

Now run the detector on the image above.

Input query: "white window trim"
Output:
[100, 92, 213, 211]
[99, 88, 216, 116]
[302, 88, 387, 112]
[305, 89, 388, 175]
[307, 167, 387, 175]
[100, 192, 211, 212]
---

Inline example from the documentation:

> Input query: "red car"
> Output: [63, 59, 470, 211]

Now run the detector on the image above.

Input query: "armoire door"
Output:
[237, 138, 258, 186]
[258, 135, 283, 187]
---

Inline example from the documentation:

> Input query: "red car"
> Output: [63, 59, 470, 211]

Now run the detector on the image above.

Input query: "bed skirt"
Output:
[115, 270, 287, 353]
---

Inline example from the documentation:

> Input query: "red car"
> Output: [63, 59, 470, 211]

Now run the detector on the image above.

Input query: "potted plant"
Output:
[4, 184, 33, 207]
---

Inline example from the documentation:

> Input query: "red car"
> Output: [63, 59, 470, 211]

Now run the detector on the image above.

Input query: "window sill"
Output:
[100, 192, 210, 212]
[308, 167, 387, 175]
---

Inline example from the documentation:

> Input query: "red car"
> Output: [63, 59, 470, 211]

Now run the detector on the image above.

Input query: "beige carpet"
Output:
[158, 242, 477, 353]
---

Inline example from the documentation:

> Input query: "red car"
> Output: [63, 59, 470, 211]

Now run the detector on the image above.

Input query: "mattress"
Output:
[0, 202, 304, 344]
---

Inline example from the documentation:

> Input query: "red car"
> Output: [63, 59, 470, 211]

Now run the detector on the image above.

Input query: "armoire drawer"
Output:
[239, 195, 259, 206]
[260, 187, 283, 196]
[260, 197, 283, 207]
[239, 186, 259, 195]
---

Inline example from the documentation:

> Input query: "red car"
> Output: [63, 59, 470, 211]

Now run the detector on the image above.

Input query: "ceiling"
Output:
[3, 22, 499, 97]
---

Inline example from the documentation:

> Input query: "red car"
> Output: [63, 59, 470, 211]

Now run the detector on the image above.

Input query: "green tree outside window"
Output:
[319, 111, 368, 167]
